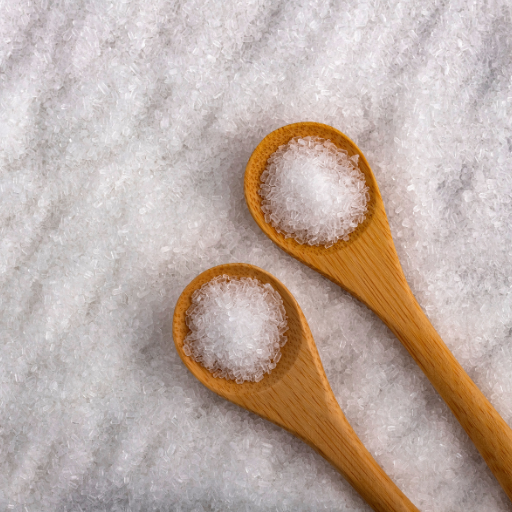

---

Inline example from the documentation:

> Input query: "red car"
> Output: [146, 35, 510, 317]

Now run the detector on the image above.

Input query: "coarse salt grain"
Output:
[259, 136, 370, 247]
[183, 275, 288, 383]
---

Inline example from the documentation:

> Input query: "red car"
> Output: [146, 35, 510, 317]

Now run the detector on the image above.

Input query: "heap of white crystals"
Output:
[2, 0, 512, 510]
[184, 276, 288, 383]
[259, 137, 369, 247]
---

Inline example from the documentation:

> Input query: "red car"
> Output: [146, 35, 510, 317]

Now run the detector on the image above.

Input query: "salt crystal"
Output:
[183, 275, 288, 383]
[259, 137, 369, 247]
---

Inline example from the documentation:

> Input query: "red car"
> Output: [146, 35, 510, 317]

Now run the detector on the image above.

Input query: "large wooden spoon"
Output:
[244, 121, 512, 501]
[173, 263, 419, 512]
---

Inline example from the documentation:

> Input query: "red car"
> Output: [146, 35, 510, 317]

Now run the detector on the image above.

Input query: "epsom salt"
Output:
[259, 137, 369, 247]
[183, 275, 288, 383]
[3, 0, 512, 508]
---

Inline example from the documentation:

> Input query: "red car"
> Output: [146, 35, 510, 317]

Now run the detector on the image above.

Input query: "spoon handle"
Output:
[329, 219, 512, 500]
[377, 287, 512, 500]
[291, 408, 420, 512]
[263, 346, 420, 512]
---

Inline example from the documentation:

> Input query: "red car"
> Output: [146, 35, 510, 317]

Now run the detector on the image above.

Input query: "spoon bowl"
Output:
[245, 122, 512, 501]
[173, 263, 418, 512]
[173, 263, 304, 398]
[245, 122, 381, 261]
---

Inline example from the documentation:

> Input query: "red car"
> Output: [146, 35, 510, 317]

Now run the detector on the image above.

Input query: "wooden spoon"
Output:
[244, 121, 512, 501]
[173, 263, 419, 512]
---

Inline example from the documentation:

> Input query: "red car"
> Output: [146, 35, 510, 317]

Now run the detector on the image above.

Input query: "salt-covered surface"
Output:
[1, 1, 512, 510]
[260, 136, 368, 247]
[184, 275, 287, 383]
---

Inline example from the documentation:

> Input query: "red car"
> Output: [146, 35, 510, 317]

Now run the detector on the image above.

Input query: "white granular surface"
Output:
[260, 137, 369, 247]
[184, 276, 287, 383]
[2, 0, 512, 511]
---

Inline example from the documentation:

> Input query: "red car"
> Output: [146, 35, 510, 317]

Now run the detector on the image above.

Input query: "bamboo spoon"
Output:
[244, 121, 512, 501]
[173, 263, 419, 512]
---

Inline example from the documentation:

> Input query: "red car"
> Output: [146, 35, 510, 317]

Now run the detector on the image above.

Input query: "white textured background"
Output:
[1, 0, 512, 510]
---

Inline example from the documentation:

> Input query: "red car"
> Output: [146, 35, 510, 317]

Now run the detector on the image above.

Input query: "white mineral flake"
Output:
[259, 136, 369, 247]
[184, 275, 287, 383]
[1, 0, 512, 510]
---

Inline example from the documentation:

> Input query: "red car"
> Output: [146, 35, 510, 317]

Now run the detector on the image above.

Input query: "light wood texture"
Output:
[173, 263, 419, 512]
[244, 121, 512, 502]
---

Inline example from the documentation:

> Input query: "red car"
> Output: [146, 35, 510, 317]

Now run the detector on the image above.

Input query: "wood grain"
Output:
[244, 121, 512, 502]
[173, 263, 419, 512]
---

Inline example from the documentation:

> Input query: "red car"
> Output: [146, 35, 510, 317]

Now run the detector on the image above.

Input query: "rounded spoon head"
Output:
[245, 122, 384, 256]
[172, 263, 323, 411]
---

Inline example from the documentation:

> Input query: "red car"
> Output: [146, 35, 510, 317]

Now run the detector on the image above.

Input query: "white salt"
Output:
[1, 0, 512, 509]
[259, 137, 370, 247]
[183, 275, 288, 383]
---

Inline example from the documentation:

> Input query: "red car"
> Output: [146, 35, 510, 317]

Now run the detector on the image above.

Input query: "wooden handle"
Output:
[378, 288, 512, 500]
[293, 408, 419, 512]
[323, 210, 512, 500]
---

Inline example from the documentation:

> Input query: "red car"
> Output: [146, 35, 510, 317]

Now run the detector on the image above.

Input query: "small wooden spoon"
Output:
[244, 122, 512, 501]
[173, 263, 419, 512]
